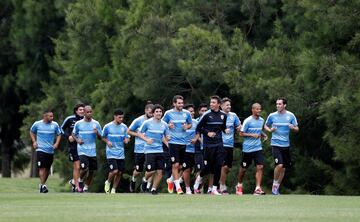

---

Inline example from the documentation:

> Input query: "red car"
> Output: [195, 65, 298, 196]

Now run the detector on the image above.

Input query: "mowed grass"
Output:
[0, 177, 360, 222]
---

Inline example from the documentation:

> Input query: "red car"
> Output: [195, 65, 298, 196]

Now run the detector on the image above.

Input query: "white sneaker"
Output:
[186, 190, 192, 195]
[110, 188, 116, 194]
[211, 189, 222, 196]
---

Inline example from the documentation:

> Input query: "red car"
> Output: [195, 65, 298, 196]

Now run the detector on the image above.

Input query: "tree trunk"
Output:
[1, 144, 11, 177]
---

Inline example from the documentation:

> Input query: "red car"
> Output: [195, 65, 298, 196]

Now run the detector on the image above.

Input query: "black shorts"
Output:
[134, 153, 145, 172]
[194, 152, 204, 171]
[79, 155, 97, 171]
[145, 153, 165, 172]
[107, 159, 125, 172]
[169, 144, 186, 164]
[36, 151, 54, 169]
[182, 152, 195, 170]
[272, 146, 292, 168]
[223, 147, 234, 168]
[203, 145, 225, 174]
[68, 147, 79, 162]
[241, 150, 264, 169]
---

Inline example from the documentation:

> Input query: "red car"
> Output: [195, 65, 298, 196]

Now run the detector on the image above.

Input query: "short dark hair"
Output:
[221, 97, 231, 104]
[114, 109, 124, 116]
[198, 103, 208, 110]
[172, 95, 184, 103]
[184, 104, 194, 110]
[73, 103, 85, 114]
[210, 95, 221, 104]
[277, 97, 287, 105]
[152, 104, 164, 113]
[43, 109, 53, 114]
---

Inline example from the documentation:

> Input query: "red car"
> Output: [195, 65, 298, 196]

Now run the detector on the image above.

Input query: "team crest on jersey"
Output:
[50, 125, 55, 129]
[120, 128, 124, 133]
[147, 164, 152, 170]
[221, 115, 224, 120]
[242, 162, 247, 167]
[110, 164, 113, 170]
[204, 160, 207, 165]
[171, 157, 175, 162]
[81, 163, 85, 168]
[37, 161, 41, 166]
[183, 113, 187, 118]
[136, 165, 139, 170]
[286, 116, 291, 121]
[275, 158, 278, 164]
[182, 163, 187, 168]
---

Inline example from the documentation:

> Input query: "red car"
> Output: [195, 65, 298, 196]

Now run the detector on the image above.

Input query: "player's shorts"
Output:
[203, 145, 225, 174]
[223, 147, 234, 168]
[36, 151, 54, 169]
[272, 146, 292, 168]
[134, 153, 145, 172]
[169, 144, 186, 164]
[145, 153, 165, 172]
[194, 151, 204, 172]
[68, 145, 79, 162]
[79, 155, 97, 171]
[182, 152, 195, 170]
[241, 150, 264, 169]
[107, 158, 125, 172]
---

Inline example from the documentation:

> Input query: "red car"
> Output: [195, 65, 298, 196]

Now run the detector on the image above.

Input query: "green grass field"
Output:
[1, 177, 360, 222]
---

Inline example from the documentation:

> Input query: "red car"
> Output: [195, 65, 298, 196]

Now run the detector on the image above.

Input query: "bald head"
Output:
[84, 105, 93, 120]
[251, 103, 262, 118]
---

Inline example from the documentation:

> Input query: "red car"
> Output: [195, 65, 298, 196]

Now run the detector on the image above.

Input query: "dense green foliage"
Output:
[1, 0, 360, 195]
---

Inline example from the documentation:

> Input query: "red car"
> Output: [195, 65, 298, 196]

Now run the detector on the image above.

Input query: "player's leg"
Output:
[272, 147, 284, 195]
[112, 160, 125, 193]
[220, 148, 233, 194]
[253, 151, 265, 195]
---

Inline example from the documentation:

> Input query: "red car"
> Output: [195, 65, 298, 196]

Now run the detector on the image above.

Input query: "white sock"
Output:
[151, 187, 156, 192]
[105, 180, 110, 184]
[193, 176, 202, 190]
[179, 177, 183, 184]
[174, 180, 181, 190]
[212, 186, 218, 192]
[84, 185, 88, 189]
[237, 183, 243, 187]
[255, 186, 261, 190]
[143, 177, 147, 183]
[220, 184, 227, 192]
[169, 175, 174, 181]
[111, 188, 116, 193]
[146, 182, 152, 189]
[207, 186, 212, 193]
[273, 180, 280, 186]
[71, 179, 75, 184]
[131, 176, 136, 182]
[186, 187, 191, 193]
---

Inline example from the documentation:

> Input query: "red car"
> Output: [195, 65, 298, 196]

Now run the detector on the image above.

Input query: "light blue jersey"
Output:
[241, 116, 264, 153]
[30, 120, 61, 154]
[265, 111, 298, 147]
[186, 119, 199, 153]
[140, 118, 169, 154]
[162, 109, 192, 145]
[102, 122, 129, 159]
[222, 112, 241, 148]
[72, 119, 102, 157]
[129, 115, 148, 153]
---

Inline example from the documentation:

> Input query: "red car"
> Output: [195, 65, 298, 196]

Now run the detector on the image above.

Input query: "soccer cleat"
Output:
[253, 188, 266, 195]
[193, 189, 201, 194]
[75, 187, 83, 193]
[68, 180, 76, 192]
[221, 189, 229, 195]
[272, 185, 280, 195]
[207, 190, 212, 195]
[104, 181, 111, 194]
[186, 190, 192, 195]
[129, 180, 136, 193]
[235, 184, 243, 195]
[83, 186, 88, 193]
[110, 188, 116, 194]
[151, 189, 158, 195]
[211, 189, 222, 196]
[166, 178, 174, 194]
[140, 181, 147, 193]
[176, 188, 184, 195]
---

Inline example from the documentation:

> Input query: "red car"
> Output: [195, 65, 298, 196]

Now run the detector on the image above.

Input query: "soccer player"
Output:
[102, 109, 130, 194]
[72, 105, 102, 192]
[183, 104, 199, 195]
[162, 95, 192, 194]
[235, 103, 267, 195]
[128, 103, 154, 192]
[194, 95, 227, 195]
[61, 103, 85, 192]
[30, 110, 62, 193]
[264, 97, 299, 195]
[219, 98, 241, 194]
[138, 104, 170, 195]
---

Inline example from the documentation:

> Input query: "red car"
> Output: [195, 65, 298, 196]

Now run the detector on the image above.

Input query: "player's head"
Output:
[210, 95, 221, 111]
[144, 102, 154, 118]
[172, 95, 184, 111]
[84, 105, 93, 119]
[73, 103, 85, 117]
[276, 97, 287, 112]
[184, 104, 195, 118]
[251, 103, 262, 117]
[43, 110, 54, 123]
[198, 103, 208, 116]
[221, 97, 231, 113]
[113, 109, 124, 124]
[152, 104, 164, 120]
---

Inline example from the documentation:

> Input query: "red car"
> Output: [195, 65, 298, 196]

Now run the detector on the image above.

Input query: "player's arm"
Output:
[239, 131, 262, 139]
[196, 114, 213, 137]
[29, 131, 38, 149]
[191, 133, 200, 144]
[53, 135, 61, 149]
[289, 124, 299, 132]
[102, 137, 113, 147]
[127, 128, 139, 137]
[137, 132, 153, 145]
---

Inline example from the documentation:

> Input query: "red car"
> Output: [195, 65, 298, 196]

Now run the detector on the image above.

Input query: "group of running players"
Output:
[30, 95, 298, 195]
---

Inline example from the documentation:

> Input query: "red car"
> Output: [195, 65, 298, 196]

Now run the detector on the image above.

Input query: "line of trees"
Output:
[1, 0, 359, 195]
